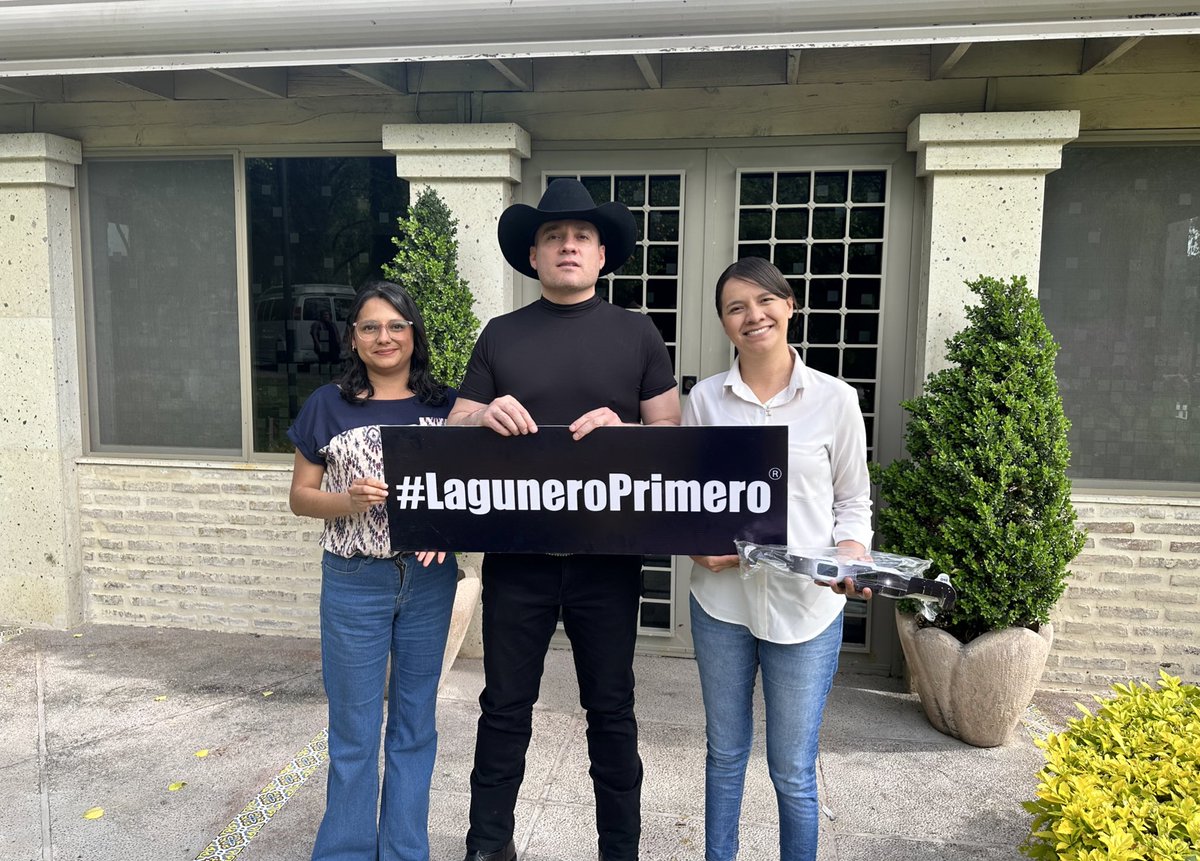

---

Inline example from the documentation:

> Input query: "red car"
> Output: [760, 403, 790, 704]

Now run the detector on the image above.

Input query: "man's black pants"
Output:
[466, 552, 644, 860]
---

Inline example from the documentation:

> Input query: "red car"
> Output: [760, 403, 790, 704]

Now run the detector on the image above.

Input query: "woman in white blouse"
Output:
[684, 257, 873, 861]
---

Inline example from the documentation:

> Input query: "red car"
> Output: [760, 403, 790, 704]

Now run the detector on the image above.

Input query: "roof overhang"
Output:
[1, 0, 1199, 77]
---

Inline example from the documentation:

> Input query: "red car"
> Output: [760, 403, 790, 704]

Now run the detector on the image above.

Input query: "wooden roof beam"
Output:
[1081, 36, 1143, 74]
[634, 54, 662, 89]
[207, 67, 288, 98]
[339, 62, 407, 93]
[109, 71, 175, 99]
[786, 49, 802, 84]
[486, 59, 530, 90]
[930, 42, 972, 79]
[0, 75, 63, 101]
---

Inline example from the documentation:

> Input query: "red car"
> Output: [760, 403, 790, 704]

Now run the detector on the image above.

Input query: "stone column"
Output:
[907, 111, 1080, 381]
[382, 123, 532, 323]
[0, 133, 84, 628]
[382, 124, 531, 660]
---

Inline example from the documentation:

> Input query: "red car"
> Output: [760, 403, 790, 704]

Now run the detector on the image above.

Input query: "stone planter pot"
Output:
[439, 566, 481, 689]
[895, 608, 1053, 747]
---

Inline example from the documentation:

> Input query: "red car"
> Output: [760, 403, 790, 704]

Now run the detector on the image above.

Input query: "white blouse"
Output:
[682, 349, 873, 644]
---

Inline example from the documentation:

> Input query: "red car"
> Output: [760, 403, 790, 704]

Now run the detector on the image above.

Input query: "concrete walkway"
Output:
[0, 624, 1078, 861]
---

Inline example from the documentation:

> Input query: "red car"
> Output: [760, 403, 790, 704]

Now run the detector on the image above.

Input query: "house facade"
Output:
[2, 1, 1198, 689]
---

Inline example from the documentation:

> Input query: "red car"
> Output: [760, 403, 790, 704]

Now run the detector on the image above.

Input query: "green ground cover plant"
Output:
[1023, 671, 1200, 860]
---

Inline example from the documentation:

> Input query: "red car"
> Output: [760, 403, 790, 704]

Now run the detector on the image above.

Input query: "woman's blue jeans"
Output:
[312, 551, 458, 861]
[690, 594, 842, 861]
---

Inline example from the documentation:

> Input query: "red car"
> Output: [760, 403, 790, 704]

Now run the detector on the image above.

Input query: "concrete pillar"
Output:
[382, 123, 532, 323]
[907, 111, 1080, 381]
[0, 133, 84, 628]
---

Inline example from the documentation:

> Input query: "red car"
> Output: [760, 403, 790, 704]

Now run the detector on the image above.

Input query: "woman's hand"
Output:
[823, 540, 873, 599]
[347, 477, 389, 513]
[689, 554, 741, 573]
[415, 550, 447, 567]
[829, 577, 872, 599]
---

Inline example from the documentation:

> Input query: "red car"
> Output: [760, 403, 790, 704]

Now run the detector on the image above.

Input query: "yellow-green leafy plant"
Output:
[1022, 671, 1200, 861]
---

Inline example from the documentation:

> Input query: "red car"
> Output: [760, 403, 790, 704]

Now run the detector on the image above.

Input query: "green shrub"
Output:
[383, 187, 480, 386]
[871, 275, 1086, 643]
[1022, 672, 1200, 861]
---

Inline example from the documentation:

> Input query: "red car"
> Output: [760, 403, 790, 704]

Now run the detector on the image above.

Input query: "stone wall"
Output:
[1046, 494, 1200, 691]
[79, 460, 323, 636]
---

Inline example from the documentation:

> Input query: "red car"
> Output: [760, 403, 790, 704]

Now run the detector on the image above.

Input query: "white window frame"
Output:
[78, 145, 403, 462]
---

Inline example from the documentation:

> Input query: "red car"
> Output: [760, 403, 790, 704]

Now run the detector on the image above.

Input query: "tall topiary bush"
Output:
[872, 275, 1086, 644]
[383, 187, 480, 386]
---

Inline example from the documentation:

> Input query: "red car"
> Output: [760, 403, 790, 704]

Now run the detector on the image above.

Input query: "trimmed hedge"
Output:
[1023, 672, 1200, 860]
[872, 275, 1085, 643]
[383, 187, 480, 387]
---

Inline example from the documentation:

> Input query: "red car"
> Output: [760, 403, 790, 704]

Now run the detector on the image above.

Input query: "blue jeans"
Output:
[313, 551, 458, 861]
[690, 594, 842, 861]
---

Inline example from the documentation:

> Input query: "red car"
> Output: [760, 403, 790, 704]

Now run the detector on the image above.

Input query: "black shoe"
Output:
[463, 840, 516, 861]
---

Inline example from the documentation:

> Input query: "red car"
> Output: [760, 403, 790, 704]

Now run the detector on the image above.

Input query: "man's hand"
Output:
[824, 540, 873, 599]
[449, 395, 538, 436]
[569, 407, 624, 441]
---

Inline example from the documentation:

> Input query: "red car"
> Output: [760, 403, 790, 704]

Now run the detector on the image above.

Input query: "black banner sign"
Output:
[381, 425, 788, 555]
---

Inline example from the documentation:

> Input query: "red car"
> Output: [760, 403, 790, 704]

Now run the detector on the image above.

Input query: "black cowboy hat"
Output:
[498, 178, 638, 279]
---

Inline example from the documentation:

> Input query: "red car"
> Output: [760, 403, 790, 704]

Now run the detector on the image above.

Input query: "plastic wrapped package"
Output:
[734, 541, 956, 621]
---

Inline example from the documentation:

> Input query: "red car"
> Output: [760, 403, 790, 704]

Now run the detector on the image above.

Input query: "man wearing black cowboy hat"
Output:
[448, 178, 680, 861]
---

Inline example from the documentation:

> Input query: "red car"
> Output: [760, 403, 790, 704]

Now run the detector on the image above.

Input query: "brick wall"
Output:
[78, 462, 1200, 690]
[79, 459, 324, 636]
[1046, 494, 1200, 691]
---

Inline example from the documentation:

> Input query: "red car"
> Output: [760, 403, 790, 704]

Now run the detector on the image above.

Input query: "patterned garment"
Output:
[319, 419, 445, 557]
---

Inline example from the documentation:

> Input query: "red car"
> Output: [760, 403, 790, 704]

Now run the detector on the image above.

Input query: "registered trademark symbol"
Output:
[769, 467, 783, 480]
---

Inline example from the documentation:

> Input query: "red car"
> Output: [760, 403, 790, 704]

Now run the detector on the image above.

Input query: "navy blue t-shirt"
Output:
[287, 383, 456, 557]
[287, 383, 456, 465]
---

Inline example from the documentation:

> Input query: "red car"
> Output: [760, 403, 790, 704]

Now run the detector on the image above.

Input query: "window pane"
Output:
[645, 279, 678, 309]
[615, 175, 646, 206]
[582, 175, 612, 204]
[773, 244, 806, 276]
[86, 159, 239, 452]
[648, 175, 681, 207]
[612, 279, 643, 309]
[807, 279, 844, 310]
[850, 208, 885, 239]
[648, 210, 679, 242]
[777, 172, 811, 205]
[775, 208, 809, 240]
[1040, 146, 1200, 483]
[851, 171, 887, 203]
[738, 210, 771, 241]
[813, 171, 848, 204]
[247, 157, 408, 453]
[812, 208, 847, 240]
[806, 313, 841, 345]
[739, 173, 773, 205]
[640, 601, 670, 629]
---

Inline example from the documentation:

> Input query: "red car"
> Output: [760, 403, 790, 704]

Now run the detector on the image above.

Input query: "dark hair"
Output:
[334, 280, 449, 407]
[714, 257, 795, 317]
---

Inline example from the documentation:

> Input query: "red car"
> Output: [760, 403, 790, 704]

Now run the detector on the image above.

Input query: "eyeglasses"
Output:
[352, 320, 413, 339]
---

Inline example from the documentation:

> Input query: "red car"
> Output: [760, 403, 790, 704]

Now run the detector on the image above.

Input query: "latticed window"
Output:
[735, 168, 888, 459]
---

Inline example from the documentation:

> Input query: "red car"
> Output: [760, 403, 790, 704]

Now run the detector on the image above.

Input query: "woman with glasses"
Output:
[288, 280, 457, 861]
[684, 258, 873, 861]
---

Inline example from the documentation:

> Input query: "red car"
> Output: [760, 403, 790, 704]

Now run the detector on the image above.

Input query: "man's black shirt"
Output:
[458, 295, 676, 425]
